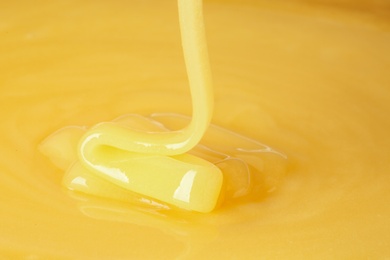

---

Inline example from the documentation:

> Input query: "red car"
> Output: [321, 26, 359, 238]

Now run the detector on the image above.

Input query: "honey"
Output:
[1, 0, 389, 258]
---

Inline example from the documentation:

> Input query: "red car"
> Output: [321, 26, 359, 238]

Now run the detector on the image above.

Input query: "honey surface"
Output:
[1, 0, 390, 258]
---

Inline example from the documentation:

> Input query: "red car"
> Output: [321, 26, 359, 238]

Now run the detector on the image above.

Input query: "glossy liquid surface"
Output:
[1, 0, 390, 258]
[39, 0, 286, 213]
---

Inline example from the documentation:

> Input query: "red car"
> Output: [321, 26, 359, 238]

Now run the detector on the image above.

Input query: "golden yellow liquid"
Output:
[1, 0, 389, 258]
[38, 0, 286, 213]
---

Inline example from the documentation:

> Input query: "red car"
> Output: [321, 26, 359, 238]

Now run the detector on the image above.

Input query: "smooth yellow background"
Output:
[0, 0, 389, 258]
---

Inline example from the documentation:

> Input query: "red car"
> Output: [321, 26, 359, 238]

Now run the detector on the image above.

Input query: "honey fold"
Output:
[40, 113, 286, 212]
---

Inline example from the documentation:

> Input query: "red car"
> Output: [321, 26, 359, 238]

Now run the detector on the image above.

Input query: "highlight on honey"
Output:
[39, 0, 287, 213]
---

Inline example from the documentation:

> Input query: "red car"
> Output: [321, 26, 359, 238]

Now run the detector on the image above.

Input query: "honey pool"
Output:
[0, 0, 389, 258]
